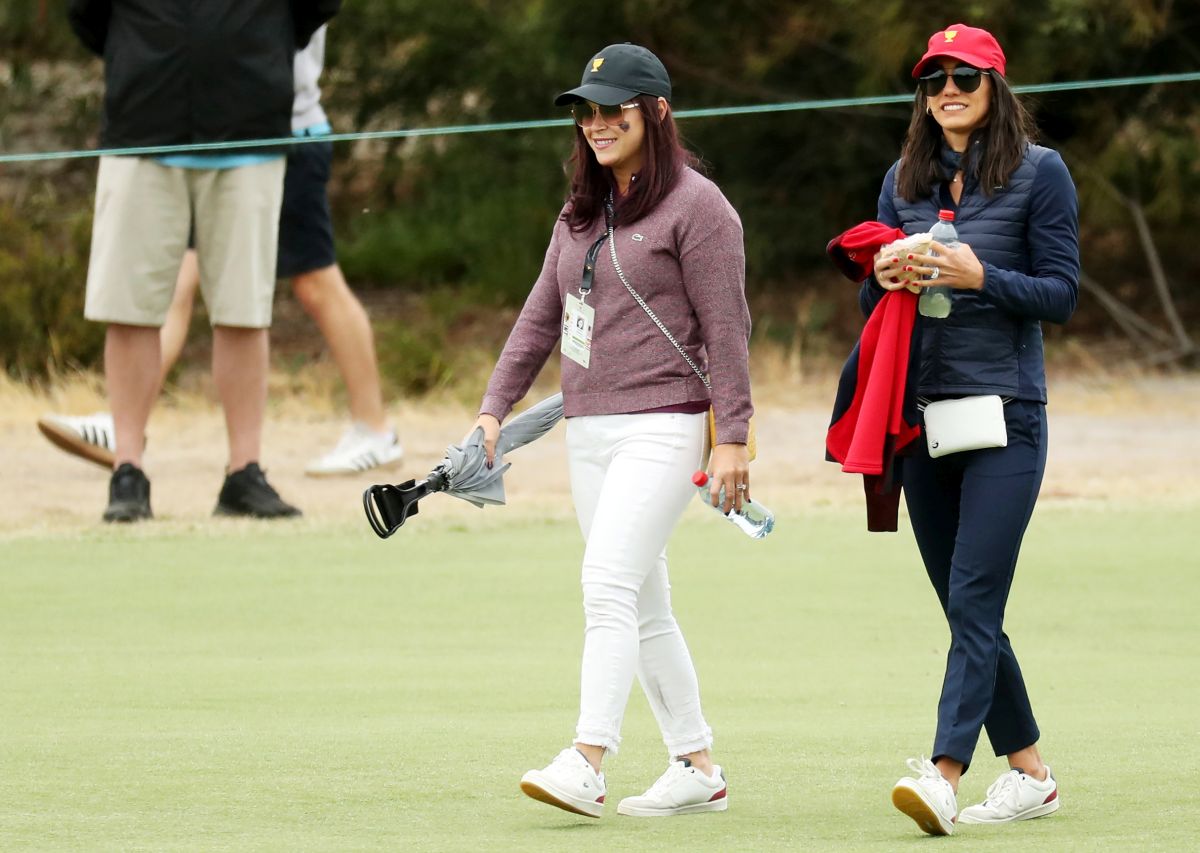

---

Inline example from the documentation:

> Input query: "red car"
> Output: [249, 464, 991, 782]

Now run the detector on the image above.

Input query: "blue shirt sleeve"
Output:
[857, 162, 901, 317]
[976, 149, 1080, 324]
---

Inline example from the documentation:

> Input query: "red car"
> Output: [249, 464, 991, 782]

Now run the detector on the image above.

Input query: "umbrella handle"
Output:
[363, 480, 426, 539]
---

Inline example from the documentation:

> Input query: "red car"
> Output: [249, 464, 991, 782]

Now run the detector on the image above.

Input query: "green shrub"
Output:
[0, 198, 102, 379]
[336, 132, 568, 300]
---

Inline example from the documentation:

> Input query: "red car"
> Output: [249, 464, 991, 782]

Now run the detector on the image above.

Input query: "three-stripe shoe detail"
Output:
[305, 424, 404, 477]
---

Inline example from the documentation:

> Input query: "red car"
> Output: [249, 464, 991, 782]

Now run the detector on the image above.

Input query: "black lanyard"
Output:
[580, 194, 616, 296]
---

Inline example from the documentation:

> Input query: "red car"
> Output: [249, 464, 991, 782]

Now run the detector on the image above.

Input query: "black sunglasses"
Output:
[570, 101, 640, 128]
[919, 66, 985, 97]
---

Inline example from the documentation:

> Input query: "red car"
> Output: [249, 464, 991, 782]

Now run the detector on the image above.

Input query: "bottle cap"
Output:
[691, 471, 709, 486]
[938, 210, 955, 221]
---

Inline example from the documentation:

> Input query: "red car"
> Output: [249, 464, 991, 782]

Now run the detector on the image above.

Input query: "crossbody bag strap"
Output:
[607, 224, 712, 391]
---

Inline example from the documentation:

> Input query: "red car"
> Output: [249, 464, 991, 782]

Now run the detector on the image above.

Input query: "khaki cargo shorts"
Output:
[84, 155, 286, 328]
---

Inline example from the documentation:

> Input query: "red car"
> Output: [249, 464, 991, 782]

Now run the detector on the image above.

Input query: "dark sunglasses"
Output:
[919, 66, 985, 97]
[571, 101, 640, 129]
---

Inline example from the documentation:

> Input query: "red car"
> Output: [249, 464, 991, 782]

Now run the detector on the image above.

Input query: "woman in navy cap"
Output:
[469, 44, 753, 819]
[866, 24, 1079, 836]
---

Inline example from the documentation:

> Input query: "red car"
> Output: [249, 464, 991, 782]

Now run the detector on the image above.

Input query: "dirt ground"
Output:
[1, 370, 1197, 537]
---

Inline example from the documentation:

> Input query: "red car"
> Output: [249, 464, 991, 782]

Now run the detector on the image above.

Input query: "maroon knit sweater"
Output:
[480, 168, 753, 444]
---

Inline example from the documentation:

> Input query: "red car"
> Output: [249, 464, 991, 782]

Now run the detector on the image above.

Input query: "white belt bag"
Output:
[922, 395, 1008, 458]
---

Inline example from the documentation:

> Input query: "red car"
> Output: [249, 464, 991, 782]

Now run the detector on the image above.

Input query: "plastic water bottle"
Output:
[918, 209, 958, 319]
[691, 471, 775, 539]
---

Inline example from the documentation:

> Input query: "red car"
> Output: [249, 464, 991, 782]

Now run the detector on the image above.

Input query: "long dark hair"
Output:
[896, 70, 1037, 201]
[562, 95, 699, 232]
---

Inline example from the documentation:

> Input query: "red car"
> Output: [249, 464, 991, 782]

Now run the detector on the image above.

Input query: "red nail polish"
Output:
[907, 254, 914, 260]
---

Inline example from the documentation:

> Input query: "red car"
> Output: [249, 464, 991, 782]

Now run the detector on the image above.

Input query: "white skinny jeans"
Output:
[566, 411, 713, 757]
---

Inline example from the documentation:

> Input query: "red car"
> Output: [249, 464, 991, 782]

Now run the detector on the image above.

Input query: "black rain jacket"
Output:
[68, 0, 340, 149]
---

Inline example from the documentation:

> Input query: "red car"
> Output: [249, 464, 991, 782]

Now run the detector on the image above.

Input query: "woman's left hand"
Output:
[904, 241, 985, 291]
[709, 443, 751, 514]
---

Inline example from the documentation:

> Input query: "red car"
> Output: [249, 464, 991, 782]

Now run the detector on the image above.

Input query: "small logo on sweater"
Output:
[632, 234, 645, 242]
[592, 58, 605, 72]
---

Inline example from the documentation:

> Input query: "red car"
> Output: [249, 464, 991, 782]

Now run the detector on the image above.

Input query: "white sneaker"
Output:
[37, 412, 116, 469]
[304, 423, 404, 477]
[892, 757, 958, 836]
[519, 748, 607, 818]
[616, 759, 728, 817]
[959, 765, 1060, 824]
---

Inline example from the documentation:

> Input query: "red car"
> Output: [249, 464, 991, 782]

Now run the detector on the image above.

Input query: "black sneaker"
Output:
[103, 462, 153, 523]
[214, 462, 302, 519]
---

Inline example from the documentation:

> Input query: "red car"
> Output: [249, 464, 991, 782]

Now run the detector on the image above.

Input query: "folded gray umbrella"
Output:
[364, 393, 564, 538]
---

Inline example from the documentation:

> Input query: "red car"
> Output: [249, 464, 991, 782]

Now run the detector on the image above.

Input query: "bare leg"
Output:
[291, 264, 388, 432]
[159, 249, 201, 380]
[105, 324, 161, 469]
[934, 757, 965, 792]
[212, 325, 267, 471]
[573, 743, 604, 773]
[677, 747, 715, 777]
[573, 741, 716, 779]
[1006, 743, 1048, 780]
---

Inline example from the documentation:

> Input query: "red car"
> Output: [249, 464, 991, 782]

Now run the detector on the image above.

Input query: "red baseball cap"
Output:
[911, 23, 1006, 78]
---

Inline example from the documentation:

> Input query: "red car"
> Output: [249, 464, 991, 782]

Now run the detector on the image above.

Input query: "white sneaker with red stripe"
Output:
[892, 757, 958, 836]
[616, 759, 728, 817]
[519, 748, 606, 818]
[958, 765, 1060, 824]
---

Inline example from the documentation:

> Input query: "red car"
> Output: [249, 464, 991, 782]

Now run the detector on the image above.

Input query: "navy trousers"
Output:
[903, 399, 1047, 771]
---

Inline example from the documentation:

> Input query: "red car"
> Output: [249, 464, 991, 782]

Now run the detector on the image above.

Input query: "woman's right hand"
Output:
[471, 414, 501, 466]
[873, 250, 910, 291]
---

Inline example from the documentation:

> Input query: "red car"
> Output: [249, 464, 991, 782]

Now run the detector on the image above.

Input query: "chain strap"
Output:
[606, 223, 712, 391]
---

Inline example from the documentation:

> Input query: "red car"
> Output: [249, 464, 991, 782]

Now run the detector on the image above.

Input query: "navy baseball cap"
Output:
[554, 43, 672, 106]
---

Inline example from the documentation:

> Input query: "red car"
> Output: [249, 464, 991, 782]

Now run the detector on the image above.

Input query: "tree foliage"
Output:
[1, 0, 1197, 377]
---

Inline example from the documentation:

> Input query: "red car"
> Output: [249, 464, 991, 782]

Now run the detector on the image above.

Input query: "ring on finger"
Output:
[929, 266, 940, 280]
[736, 484, 747, 491]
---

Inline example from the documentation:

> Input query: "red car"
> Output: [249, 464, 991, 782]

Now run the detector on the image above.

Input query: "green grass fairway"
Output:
[2, 506, 1196, 851]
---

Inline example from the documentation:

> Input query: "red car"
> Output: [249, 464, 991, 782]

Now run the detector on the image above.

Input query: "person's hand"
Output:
[470, 414, 501, 466]
[873, 250, 926, 293]
[873, 250, 920, 293]
[708, 442, 750, 514]
[903, 241, 985, 291]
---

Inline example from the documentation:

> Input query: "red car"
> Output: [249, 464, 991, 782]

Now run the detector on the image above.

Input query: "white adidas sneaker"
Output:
[616, 759, 728, 817]
[959, 765, 1060, 824]
[304, 423, 404, 477]
[519, 748, 607, 818]
[892, 756, 958, 836]
[37, 412, 116, 469]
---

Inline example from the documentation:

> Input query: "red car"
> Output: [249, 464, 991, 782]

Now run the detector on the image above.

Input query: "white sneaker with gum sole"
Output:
[519, 748, 606, 818]
[37, 412, 116, 469]
[892, 756, 958, 836]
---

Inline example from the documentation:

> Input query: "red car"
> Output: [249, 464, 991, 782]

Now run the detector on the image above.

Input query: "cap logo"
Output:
[591, 58, 605, 72]
[943, 30, 958, 42]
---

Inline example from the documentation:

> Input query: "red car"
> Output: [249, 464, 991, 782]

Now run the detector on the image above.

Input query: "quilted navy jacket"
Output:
[859, 144, 1080, 403]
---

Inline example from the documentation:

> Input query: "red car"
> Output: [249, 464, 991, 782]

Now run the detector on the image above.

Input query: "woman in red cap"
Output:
[866, 24, 1080, 836]
[470, 43, 752, 820]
